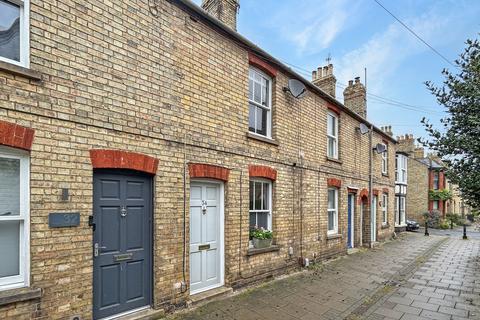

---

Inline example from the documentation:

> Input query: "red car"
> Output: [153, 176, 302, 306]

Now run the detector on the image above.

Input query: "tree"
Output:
[421, 35, 480, 208]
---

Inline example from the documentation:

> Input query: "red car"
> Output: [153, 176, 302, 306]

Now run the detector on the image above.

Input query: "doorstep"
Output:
[347, 248, 360, 255]
[110, 307, 165, 320]
[187, 286, 233, 307]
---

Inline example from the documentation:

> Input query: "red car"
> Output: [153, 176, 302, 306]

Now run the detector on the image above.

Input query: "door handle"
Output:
[94, 243, 107, 257]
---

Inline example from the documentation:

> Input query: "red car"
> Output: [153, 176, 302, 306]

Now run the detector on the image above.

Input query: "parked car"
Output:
[406, 220, 420, 231]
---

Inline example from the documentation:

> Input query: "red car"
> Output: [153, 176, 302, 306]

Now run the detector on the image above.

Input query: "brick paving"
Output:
[165, 232, 480, 319]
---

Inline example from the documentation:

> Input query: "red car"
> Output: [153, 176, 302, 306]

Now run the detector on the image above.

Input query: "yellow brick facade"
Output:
[0, 0, 396, 318]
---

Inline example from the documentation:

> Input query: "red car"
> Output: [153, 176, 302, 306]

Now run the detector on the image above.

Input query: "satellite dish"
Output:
[285, 79, 307, 98]
[359, 123, 370, 135]
[375, 143, 387, 154]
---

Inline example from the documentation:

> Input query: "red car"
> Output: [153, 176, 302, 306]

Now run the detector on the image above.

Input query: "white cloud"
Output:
[269, 0, 354, 55]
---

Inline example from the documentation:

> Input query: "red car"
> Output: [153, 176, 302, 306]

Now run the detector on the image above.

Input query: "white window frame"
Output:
[327, 188, 338, 235]
[249, 179, 272, 231]
[433, 171, 440, 190]
[327, 112, 338, 159]
[0, 146, 30, 290]
[382, 193, 388, 225]
[432, 200, 439, 211]
[0, 0, 30, 68]
[400, 196, 405, 225]
[395, 154, 407, 184]
[248, 67, 272, 138]
[381, 145, 388, 175]
[395, 196, 406, 226]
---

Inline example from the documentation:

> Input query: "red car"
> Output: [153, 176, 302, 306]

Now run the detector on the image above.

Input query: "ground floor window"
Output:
[0, 146, 29, 290]
[249, 179, 272, 230]
[327, 188, 338, 235]
[432, 200, 439, 211]
[382, 193, 388, 224]
[395, 195, 406, 225]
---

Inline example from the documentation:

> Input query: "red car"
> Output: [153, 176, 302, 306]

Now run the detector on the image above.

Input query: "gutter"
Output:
[171, 0, 397, 144]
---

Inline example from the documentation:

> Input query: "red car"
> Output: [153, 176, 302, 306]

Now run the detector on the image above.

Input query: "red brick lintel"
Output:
[89, 149, 159, 175]
[0, 120, 35, 151]
[327, 178, 342, 188]
[249, 165, 277, 181]
[248, 52, 278, 78]
[189, 163, 230, 182]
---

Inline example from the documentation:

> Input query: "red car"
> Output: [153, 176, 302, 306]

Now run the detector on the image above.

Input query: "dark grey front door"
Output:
[93, 170, 153, 319]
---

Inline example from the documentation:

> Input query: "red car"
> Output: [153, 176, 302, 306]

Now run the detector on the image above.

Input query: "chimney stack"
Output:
[343, 77, 366, 118]
[201, 0, 240, 31]
[312, 64, 336, 98]
[396, 134, 425, 158]
[381, 125, 393, 137]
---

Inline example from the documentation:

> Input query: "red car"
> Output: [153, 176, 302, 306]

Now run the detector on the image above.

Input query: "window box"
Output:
[252, 237, 272, 249]
[246, 245, 280, 256]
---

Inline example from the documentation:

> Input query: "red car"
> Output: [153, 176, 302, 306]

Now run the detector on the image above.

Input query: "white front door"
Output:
[189, 181, 224, 294]
[371, 195, 377, 242]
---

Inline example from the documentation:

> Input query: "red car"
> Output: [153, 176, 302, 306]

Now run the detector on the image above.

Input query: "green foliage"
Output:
[423, 210, 441, 228]
[249, 228, 273, 240]
[446, 213, 462, 226]
[420, 35, 480, 208]
[429, 189, 453, 201]
[439, 220, 450, 229]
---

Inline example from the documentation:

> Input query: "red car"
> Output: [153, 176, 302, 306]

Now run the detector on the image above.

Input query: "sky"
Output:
[192, 0, 480, 141]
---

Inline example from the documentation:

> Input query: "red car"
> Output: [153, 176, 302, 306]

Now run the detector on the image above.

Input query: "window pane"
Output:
[328, 137, 335, 157]
[254, 181, 262, 210]
[327, 114, 336, 136]
[249, 213, 256, 229]
[328, 189, 335, 209]
[328, 211, 334, 231]
[0, 221, 20, 278]
[254, 81, 261, 103]
[256, 212, 268, 229]
[263, 183, 269, 210]
[249, 181, 254, 210]
[0, 0, 20, 62]
[256, 107, 267, 136]
[262, 79, 269, 106]
[0, 157, 20, 216]
[248, 104, 256, 133]
[248, 79, 253, 100]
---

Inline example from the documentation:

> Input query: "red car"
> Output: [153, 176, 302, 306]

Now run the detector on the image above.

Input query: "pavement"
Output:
[167, 232, 480, 320]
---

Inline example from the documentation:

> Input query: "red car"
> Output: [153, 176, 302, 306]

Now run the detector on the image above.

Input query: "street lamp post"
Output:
[462, 201, 467, 240]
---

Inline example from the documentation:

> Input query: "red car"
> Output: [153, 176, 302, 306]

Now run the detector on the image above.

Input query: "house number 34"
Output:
[201, 200, 207, 214]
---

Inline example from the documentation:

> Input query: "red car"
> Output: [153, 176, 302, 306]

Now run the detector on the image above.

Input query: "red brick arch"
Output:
[358, 188, 369, 205]
[327, 178, 342, 188]
[89, 149, 159, 175]
[188, 163, 230, 182]
[249, 165, 277, 181]
[0, 120, 35, 151]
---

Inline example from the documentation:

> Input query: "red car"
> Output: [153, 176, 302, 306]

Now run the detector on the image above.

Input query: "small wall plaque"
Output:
[49, 212, 80, 228]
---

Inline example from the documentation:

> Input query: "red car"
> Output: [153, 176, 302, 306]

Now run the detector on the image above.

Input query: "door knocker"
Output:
[120, 206, 127, 217]
[201, 200, 207, 214]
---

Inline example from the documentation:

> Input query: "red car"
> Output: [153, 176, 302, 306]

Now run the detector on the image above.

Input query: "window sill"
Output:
[0, 61, 42, 81]
[246, 132, 279, 146]
[382, 173, 389, 177]
[246, 245, 280, 256]
[0, 287, 42, 306]
[381, 223, 390, 229]
[326, 157, 342, 164]
[327, 234, 342, 240]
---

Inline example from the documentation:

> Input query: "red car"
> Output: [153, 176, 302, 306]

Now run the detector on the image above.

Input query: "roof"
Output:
[172, 0, 397, 144]
[418, 158, 444, 169]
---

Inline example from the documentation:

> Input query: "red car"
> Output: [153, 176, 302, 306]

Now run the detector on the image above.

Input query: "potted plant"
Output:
[250, 227, 273, 249]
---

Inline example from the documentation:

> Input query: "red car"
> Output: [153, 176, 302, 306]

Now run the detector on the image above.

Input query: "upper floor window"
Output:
[0, 146, 29, 290]
[249, 179, 272, 231]
[381, 145, 388, 175]
[0, 0, 29, 67]
[395, 154, 407, 184]
[248, 67, 272, 138]
[433, 171, 440, 190]
[327, 112, 338, 159]
[327, 188, 338, 235]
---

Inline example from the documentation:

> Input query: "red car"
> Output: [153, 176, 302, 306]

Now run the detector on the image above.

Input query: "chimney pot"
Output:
[317, 67, 323, 77]
[348, 80, 354, 86]
[354, 77, 360, 83]
[312, 71, 317, 80]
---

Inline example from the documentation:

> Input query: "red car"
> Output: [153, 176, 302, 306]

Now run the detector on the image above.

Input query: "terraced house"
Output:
[0, 0, 397, 319]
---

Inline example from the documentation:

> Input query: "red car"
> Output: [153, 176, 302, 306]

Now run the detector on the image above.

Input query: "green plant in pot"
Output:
[250, 227, 273, 249]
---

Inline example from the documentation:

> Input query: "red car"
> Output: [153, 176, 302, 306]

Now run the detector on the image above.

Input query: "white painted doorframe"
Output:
[189, 180, 225, 295]
[371, 195, 377, 243]
[348, 194, 355, 248]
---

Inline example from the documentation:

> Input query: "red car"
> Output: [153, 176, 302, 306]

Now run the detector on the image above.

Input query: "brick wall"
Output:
[0, 0, 396, 318]
[406, 158, 429, 222]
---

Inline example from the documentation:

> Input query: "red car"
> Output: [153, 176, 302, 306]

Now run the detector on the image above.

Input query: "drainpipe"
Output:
[369, 124, 374, 247]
